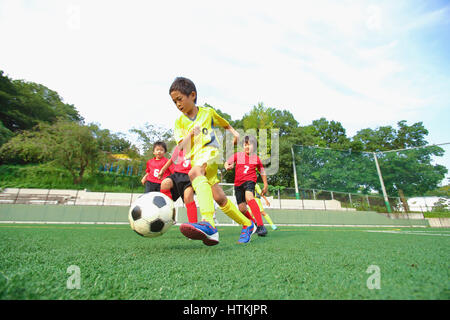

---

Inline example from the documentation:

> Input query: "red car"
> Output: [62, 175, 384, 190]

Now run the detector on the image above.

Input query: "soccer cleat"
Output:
[179, 221, 219, 246]
[271, 225, 278, 230]
[238, 221, 256, 244]
[256, 225, 268, 237]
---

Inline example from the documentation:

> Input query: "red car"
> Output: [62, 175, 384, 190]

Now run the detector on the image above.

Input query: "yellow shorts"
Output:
[191, 146, 221, 186]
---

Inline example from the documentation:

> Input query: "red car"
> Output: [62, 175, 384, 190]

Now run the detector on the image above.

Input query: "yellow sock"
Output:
[263, 213, 274, 226]
[220, 199, 251, 227]
[192, 176, 215, 227]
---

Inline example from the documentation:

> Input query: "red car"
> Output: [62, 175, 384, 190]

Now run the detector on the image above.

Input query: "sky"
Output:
[0, 0, 449, 181]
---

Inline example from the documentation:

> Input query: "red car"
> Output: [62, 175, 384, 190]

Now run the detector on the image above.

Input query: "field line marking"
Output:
[365, 230, 450, 237]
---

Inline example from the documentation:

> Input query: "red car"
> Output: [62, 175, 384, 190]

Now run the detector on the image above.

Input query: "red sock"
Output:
[185, 201, 198, 223]
[248, 199, 264, 226]
[160, 188, 172, 200]
[242, 210, 256, 224]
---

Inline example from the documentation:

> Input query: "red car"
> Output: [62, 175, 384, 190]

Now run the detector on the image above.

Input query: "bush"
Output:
[0, 164, 145, 193]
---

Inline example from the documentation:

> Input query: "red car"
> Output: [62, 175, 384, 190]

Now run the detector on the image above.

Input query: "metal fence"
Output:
[0, 185, 448, 214]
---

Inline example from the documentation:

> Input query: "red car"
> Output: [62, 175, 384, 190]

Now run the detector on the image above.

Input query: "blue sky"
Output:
[0, 0, 449, 180]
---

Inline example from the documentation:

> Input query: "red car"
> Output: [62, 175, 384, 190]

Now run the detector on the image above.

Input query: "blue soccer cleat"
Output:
[179, 221, 219, 246]
[238, 221, 256, 244]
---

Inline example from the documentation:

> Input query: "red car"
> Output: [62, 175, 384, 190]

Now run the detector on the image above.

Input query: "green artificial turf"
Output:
[0, 224, 448, 300]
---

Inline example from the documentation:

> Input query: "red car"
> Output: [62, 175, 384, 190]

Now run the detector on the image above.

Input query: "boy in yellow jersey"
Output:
[248, 184, 278, 231]
[169, 77, 255, 245]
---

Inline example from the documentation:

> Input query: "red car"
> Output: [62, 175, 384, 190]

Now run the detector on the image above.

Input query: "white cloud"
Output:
[0, 0, 448, 146]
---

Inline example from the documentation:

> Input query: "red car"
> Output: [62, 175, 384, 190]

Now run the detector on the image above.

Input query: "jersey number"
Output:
[243, 165, 250, 174]
[153, 169, 160, 178]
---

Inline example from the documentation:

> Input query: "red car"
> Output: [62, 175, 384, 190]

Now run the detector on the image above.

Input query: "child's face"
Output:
[153, 146, 165, 159]
[170, 90, 196, 115]
[244, 142, 254, 155]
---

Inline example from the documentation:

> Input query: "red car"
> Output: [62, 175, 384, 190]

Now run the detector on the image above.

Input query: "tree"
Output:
[0, 71, 82, 134]
[89, 123, 139, 156]
[129, 123, 175, 158]
[0, 120, 102, 184]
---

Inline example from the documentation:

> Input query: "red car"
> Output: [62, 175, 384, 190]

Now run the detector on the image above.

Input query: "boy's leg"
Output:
[211, 183, 255, 243]
[160, 178, 174, 200]
[246, 191, 267, 236]
[179, 163, 218, 246]
[213, 184, 252, 227]
[239, 202, 256, 224]
[190, 164, 215, 226]
[183, 186, 198, 223]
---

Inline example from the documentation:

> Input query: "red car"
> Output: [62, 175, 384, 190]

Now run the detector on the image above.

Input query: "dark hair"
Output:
[153, 141, 167, 152]
[169, 77, 197, 103]
[243, 135, 257, 152]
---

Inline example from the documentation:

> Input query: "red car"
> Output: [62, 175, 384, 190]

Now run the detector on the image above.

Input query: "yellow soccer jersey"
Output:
[174, 106, 229, 161]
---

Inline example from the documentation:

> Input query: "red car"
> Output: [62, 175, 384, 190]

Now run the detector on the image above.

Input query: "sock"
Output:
[185, 201, 198, 223]
[263, 213, 274, 226]
[242, 210, 256, 224]
[248, 199, 264, 226]
[192, 176, 215, 227]
[160, 188, 172, 200]
[220, 199, 251, 227]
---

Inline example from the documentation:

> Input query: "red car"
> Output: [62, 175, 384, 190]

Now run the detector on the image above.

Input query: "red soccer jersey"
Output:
[145, 157, 172, 183]
[171, 146, 191, 175]
[227, 152, 265, 186]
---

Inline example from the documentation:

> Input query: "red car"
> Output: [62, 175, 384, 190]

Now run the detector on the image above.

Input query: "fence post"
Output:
[45, 189, 50, 205]
[74, 189, 79, 205]
[14, 188, 21, 204]
[278, 189, 281, 209]
[373, 152, 392, 213]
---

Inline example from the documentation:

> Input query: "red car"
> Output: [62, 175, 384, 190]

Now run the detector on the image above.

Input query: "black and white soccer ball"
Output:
[128, 192, 176, 238]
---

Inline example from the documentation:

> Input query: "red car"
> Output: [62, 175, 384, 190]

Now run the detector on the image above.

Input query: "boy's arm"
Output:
[224, 153, 236, 170]
[261, 193, 270, 206]
[157, 158, 173, 180]
[177, 126, 200, 153]
[261, 173, 268, 196]
[224, 124, 240, 146]
[211, 108, 239, 145]
[141, 173, 148, 185]
[257, 157, 268, 195]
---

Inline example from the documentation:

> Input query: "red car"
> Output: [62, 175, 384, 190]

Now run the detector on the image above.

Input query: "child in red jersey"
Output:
[157, 145, 198, 223]
[224, 135, 269, 236]
[141, 141, 173, 193]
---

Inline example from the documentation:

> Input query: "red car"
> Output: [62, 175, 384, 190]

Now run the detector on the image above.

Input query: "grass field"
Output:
[0, 223, 449, 300]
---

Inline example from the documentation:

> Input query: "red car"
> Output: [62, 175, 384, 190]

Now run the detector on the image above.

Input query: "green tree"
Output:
[129, 123, 175, 159]
[0, 71, 82, 133]
[0, 120, 102, 184]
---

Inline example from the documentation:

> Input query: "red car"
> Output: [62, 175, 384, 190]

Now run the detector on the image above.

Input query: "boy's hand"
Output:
[141, 177, 146, 185]
[265, 200, 271, 207]
[157, 170, 165, 180]
[261, 185, 268, 196]
[224, 162, 234, 170]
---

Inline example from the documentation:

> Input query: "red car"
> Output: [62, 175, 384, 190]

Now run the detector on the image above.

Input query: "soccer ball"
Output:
[128, 192, 176, 238]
